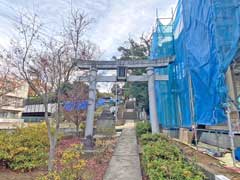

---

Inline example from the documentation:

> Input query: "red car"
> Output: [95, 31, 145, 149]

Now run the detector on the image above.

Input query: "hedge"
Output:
[136, 121, 151, 137]
[0, 123, 49, 171]
[137, 123, 205, 180]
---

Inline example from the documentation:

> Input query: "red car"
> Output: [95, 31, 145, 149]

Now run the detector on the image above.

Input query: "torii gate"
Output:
[76, 57, 175, 137]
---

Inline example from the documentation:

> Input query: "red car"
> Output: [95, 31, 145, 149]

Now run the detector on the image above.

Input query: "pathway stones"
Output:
[104, 120, 142, 180]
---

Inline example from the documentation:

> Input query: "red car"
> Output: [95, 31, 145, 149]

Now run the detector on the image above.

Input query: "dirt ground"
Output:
[0, 168, 45, 180]
[174, 140, 240, 180]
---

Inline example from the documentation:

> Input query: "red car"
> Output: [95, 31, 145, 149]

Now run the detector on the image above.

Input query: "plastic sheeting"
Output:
[64, 99, 105, 112]
[150, 21, 180, 128]
[150, 0, 240, 127]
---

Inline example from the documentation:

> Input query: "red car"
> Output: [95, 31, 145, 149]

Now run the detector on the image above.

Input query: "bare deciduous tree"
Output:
[65, 10, 92, 60]
[64, 8, 101, 61]
[62, 82, 88, 137]
[10, 9, 95, 171]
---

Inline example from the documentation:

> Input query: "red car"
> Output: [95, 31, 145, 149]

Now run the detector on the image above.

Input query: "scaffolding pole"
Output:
[226, 105, 237, 167]
[115, 82, 118, 122]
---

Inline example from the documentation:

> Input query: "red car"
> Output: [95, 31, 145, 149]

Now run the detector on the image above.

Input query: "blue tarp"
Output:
[150, 0, 240, 127]
[64, 99, 105, 112]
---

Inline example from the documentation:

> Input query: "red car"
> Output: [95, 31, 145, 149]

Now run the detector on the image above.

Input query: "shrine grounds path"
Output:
[104, 120, 142, 180]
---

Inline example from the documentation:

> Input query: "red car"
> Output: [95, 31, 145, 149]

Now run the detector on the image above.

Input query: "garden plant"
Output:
[137, 122, 205, 180]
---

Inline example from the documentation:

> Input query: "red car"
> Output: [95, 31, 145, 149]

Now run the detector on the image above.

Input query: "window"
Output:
[0, 111, 19, 119]
[1, 96, 24, 108]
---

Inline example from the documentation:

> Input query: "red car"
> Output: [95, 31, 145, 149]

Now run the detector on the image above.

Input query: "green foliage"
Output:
[140, 133, 168, 145]
[95, 106, 105, 118]
[140, 134, 205, 180]
[110, 84, 120, 95]
[116, 38, 149, 111]
[38, 144, 86, 180]
[26, 93, 57, 105]
[124, 82, 149, 111]
[0, 123, 49, 171]
[136, 121, 151, 137]
[97, 91, 114, 98]
[144, 159, 204, 180]
[117, 38, 149, 60]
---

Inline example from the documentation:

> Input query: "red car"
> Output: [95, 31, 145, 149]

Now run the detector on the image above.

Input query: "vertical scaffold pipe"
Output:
[85, 67, 97, 138]
[147, 67, 160, 134]
[115, 82, 118, 122]
[226, 106, 236, 167]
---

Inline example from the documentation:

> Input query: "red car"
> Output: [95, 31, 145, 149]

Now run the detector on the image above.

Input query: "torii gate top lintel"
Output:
[76, 56, 175, 70]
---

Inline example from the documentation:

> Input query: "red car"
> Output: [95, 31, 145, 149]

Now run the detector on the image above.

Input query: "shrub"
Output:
[140, 133, 169, 145]
[136, 121, 151, 137]
[145, 159, 204, 180]
[39, 144, 86, 180]
[143, 141, 182, 162]
[0, 123, 49, 171]
[140, 134, 205, 180]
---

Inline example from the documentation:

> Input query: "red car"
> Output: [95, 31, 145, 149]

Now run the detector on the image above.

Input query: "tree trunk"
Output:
[76, 120, 80, 137]
[48, 137, 56, 171]
[47, 86, 61, 171]
[43, 95, 56, 172]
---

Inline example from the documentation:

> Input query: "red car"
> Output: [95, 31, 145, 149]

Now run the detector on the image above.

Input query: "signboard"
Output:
[117, 66, 127, 81]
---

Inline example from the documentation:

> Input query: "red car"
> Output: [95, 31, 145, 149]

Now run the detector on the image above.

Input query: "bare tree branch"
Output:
[8, 5, 96, 172]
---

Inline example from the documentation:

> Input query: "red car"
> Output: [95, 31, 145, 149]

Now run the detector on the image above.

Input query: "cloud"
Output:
[88, 0, 177, 58]
[0, 0, 178, 92]
[0, 0, 177, 57]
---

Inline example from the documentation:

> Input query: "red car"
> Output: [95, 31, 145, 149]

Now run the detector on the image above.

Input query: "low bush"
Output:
[140, 133, 169, 145]
[136, 121, 151, 137]
[0, 123, 49, 171]
[144, 158, 204, 180]
[38, 144, 86, 180]
[140, 134, 205, 180]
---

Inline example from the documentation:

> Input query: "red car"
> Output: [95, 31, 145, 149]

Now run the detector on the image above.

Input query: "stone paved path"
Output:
[104, 120, 142, 180]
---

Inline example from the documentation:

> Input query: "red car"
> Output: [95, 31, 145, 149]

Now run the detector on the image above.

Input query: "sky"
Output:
[0, 0, 177, 58]
[0, 0, 178, 92]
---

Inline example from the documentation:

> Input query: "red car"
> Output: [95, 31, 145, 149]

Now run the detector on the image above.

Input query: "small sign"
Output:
[117, 66, 127, 81]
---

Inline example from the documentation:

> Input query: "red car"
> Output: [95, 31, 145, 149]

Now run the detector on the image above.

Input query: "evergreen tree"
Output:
[116, 38, 150, 112]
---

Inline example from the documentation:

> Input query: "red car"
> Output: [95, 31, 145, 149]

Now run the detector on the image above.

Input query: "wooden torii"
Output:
[76, 57, 175, 137]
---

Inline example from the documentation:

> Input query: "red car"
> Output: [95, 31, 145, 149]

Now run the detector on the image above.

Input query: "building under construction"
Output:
[150, 0, 240, 165]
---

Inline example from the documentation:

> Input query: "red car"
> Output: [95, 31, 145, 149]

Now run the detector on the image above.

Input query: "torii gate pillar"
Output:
[147, 67, 160, 134]
[85, 67, 97, 138]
